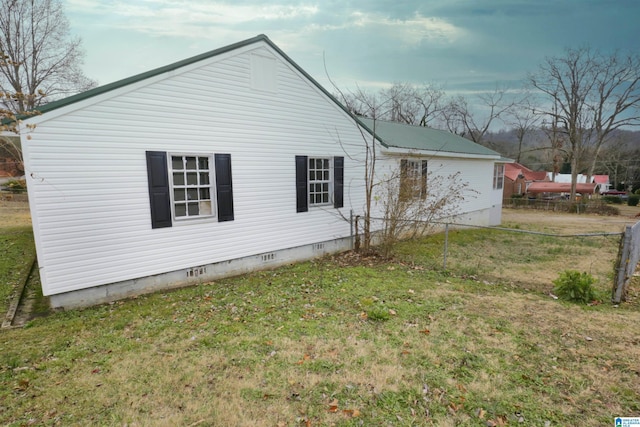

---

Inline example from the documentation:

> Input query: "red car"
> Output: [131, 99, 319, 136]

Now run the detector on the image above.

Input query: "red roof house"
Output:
[503, 162, 549, 200]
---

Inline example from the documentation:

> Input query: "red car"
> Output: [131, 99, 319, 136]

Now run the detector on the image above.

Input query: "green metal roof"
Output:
[358, 118, 501, 157]
[28, 34, 277, 115]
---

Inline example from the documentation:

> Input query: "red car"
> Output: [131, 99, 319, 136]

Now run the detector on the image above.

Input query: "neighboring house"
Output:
[592, 175, 611, 193]
[16, 34, 504, 309]
[547, 173, 588, 184]
[0, 136, 23, 185]
[503, 162, 549, 200]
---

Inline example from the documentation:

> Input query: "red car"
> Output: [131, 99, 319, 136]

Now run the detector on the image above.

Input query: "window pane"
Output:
[175, 204, 186, 217]
[172, 156, 183, 170]
[173, 172, 184, 185]
[322, 183, 329, 192]
[199, 172, 209, 185]
[322, 194, 328, 203]
[185, 157, 197, 170]
[199, 201, 212, 215]
[199, 188, 210, 200]
[198, 157, 209, 170]
[186, 172, 197, 185]
[187, 188, 198, 200]
[323, 171, 329, 180]
[322, 159, 329, 169]
[174, 188, 185, 201]
[187, 202, 199, 216]
[309, 171, 316, 180]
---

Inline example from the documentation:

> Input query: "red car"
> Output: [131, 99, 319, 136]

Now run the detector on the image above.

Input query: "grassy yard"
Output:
[0, 207, 639, 426]
[0, 200, 35, 317]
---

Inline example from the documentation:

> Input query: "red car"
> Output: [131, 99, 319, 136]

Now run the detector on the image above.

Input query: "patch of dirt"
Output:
[11, 262, 50, 327]
[328, 250, 392, 267]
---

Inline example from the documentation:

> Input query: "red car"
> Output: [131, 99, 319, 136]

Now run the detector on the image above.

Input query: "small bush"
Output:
[366, 307, 391, 322]
[552, 270, 597, 304]
[602, 195, 623, 204]
[4, 179, 27, 193]
[627, 195, 639, 207]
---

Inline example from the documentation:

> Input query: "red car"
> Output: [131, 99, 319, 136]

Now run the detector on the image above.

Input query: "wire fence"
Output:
[353, 214, 632, 302]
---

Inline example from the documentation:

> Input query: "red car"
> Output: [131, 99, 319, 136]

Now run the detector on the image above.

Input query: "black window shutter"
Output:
[215, 153, 234, 222]
[334, 156, 344, 208]
[295, 155, 308, 213]
[421, 160, 428, 200]
[145, 151, 172, 229]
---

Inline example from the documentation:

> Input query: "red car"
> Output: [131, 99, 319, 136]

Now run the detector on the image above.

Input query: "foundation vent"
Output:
[261, 253, 276, 262]
[187, 266, 207, 278]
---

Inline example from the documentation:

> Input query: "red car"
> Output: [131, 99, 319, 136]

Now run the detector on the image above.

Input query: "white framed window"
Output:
[493, 164, 505, 190]
[170, 154, 215, 219]
[308, 157, 332, 206]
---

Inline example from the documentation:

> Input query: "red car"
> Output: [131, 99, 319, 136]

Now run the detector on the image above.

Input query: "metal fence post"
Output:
[612, 225, 632, 304]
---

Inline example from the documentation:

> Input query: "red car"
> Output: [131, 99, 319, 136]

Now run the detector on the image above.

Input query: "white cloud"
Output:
[347, 11, 463, 46]
[67, 0, 318, 34]
[67, 1, 461, 49]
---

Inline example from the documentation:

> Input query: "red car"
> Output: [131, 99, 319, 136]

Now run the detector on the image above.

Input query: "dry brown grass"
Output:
[1, 204, 639, 426]
[0, 199, 31, 227]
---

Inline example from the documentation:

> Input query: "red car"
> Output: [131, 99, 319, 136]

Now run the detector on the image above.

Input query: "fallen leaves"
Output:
[296, 354, 311, 365]
[327, 399, 361, 418]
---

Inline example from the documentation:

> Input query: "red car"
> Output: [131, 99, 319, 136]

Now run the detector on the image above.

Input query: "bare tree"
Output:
[0, 0, 96, 115]
[440, 87, 516, 148]
[339, 82, 445, 128]
[505, 95, 540, 163]
[376, 165, 471, 257]
[330, 83, 389, 250]
[382, 82, 445, 126]
[331, 78, 469, 254]
[529, 47, 640, 201]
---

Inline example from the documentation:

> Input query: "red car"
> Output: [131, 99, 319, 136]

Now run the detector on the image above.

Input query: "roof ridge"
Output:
[31, 34, 271, 115]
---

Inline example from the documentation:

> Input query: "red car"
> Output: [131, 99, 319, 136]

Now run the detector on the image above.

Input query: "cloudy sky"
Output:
[64, 0, 640, 98]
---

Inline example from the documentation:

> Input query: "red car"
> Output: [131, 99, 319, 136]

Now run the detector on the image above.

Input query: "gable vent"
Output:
[251, 53, 277, 92]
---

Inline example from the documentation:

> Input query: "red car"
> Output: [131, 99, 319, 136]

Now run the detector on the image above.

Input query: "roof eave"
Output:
[381, 145, 501, 160]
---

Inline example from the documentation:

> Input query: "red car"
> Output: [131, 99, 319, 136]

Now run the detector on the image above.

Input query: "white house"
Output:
[17, 35, 504, 308]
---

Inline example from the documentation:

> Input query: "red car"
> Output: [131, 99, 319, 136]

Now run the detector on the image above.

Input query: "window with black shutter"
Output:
[146, 151, 234, 226]
[296, 156, 344, 212]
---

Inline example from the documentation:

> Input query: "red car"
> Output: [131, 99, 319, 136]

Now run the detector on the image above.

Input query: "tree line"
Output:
[338, 47, 640, 199]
